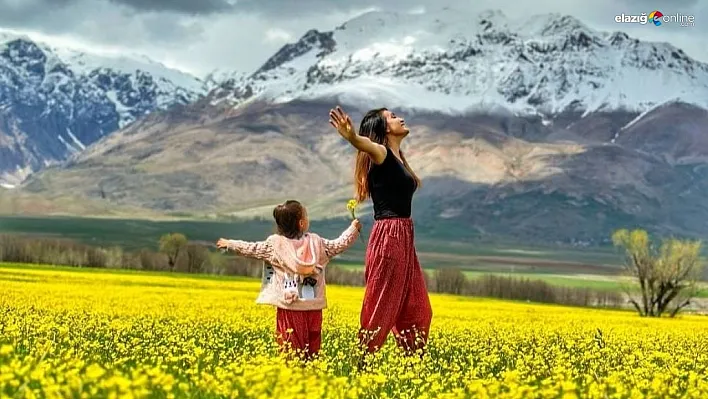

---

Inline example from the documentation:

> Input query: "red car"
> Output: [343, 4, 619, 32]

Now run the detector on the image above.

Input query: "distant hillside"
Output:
[8, 8, 708, 246]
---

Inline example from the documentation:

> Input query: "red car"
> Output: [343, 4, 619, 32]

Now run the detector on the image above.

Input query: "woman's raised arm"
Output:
[329, 106, 387, 165]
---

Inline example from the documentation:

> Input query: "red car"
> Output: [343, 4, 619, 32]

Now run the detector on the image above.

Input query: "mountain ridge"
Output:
[0, 29, 213, 185]
[208, 8, 708, 117]
[17, 97, 708, 245]
[5, 10, 708, 247]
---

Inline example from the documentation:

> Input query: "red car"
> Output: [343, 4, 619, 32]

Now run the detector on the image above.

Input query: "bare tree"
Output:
[612, 229, 704, 317]
[184, 244, 209, 274]
[434, 268, 468, 295]
[159, 233, 187, 272]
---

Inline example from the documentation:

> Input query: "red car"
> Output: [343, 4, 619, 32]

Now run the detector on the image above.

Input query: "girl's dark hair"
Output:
[273, 200, 305, 238]
[354, 108, 421, 201]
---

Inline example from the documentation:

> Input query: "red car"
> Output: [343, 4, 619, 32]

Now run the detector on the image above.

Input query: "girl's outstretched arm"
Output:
[216, 238, 273, 261]
[322, 220, 361, 259]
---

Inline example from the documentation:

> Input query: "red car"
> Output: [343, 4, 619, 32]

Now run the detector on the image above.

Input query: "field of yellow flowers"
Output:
[1, 263, 708, 399]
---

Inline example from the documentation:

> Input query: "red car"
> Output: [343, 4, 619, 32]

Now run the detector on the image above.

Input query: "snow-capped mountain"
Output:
[12, 10, 708, 244]
[203, 69, 247, 90]
[0, 30, 208, 185]
[210, 8, 708, 116]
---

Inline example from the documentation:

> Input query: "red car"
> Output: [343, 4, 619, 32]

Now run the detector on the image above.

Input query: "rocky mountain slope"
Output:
[208, 9, 708, 116]
[0, 30, 209, 186]
[12, 9, 708, 245]
[19, 98, 708, 245]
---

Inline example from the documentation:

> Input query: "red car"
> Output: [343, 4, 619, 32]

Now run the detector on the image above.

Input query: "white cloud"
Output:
[263, 28, 294, 44]
[0, 0, 705, 77]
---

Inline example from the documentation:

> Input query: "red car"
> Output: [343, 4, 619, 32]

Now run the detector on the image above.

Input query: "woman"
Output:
[328, 105, 433, 355]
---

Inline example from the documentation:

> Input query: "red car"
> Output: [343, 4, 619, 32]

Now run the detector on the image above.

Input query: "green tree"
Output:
[612, 229, 704, 317]
[159, 233, 187, 272]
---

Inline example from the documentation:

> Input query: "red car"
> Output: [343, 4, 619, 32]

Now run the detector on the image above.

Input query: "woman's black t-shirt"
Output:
[368, 147, 417, 220]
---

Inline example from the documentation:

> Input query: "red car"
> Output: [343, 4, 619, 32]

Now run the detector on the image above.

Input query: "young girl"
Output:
[216, 200, 361, 359]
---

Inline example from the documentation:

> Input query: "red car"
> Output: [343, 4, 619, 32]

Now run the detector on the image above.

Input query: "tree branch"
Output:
[670, 299, 691, 318]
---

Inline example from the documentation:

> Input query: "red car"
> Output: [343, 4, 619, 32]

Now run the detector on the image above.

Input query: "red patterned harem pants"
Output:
[276, 308, 322, 360]
[358, 217, 433, 353]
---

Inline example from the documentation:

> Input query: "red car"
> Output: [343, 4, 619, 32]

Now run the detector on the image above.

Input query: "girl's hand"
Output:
[216, 238, 230, 250]
[329, 106, 356, 142]
[352, 219, 362, 231]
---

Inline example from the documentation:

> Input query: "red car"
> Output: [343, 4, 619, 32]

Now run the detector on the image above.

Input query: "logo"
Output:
[614, 11, 694, 27]
[648, 10, 663, 26]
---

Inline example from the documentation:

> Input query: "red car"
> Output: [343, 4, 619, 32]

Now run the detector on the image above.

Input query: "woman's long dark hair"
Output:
[354, 108, 421, 202]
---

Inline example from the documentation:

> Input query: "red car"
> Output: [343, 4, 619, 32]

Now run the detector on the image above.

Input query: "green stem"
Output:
[350, 211, 365, 243]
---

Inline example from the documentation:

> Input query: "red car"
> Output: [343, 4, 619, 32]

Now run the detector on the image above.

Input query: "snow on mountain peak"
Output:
[204, 69, 247, 87]
[0, 28, 215, 185]
[210, 8, 708, 116]
[521, 13, 593, 36]
[1, 29, 203, 89]
[0, 29, 31, 45]
[333, 8, 497, 55]
[53, 47, 204, 93]
[0, 29, 208, 130]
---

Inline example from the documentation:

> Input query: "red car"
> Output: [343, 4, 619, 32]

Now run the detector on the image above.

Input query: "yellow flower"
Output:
[85, 364, 105, 380]
[3, 264, 708, 398]
[0, 345, 13, 356]
[346, 199, 358, 219]
[346, 199, 365, 243]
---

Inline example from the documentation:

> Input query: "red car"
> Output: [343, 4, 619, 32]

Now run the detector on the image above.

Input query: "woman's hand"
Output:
[330, 105, 386, 164]
[352, 219, 362, 231]
[329, 106, 356, 142]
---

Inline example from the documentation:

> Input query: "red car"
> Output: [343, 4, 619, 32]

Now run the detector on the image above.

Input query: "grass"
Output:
[336, 262, 622, 289]
[335, 262, 708, 297]
[3, 255, 708, 301]
[4, 215, 705, 297]
[0, 215, 619, 263]
[4, 261, 708, 303]
[0, 262, 254, 283]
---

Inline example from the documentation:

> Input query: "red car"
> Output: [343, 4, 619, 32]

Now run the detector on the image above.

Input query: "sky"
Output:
[0, 0, 705, 78]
